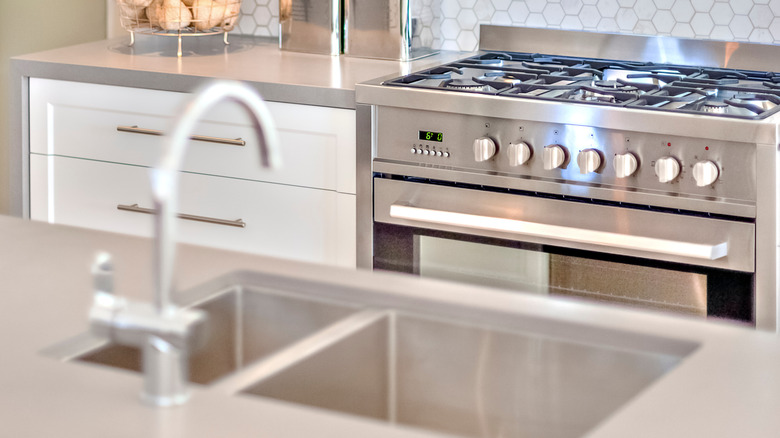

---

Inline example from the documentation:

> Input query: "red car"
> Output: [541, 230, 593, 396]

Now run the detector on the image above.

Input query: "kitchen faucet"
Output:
[89, 81, 282, 406]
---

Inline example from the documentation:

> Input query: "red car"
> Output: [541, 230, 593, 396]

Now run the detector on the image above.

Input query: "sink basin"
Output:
[237, 311, 684, 438]
[61, 285, 359, 384]
[43, 270, 692, 438]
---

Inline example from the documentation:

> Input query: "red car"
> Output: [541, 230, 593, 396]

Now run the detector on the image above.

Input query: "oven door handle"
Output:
[389, 204, 728, 261]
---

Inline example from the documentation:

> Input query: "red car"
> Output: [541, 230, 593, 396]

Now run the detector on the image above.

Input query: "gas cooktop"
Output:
[384, 51, 780, 120]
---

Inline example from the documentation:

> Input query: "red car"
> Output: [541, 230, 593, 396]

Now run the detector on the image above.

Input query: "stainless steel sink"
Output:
[44, 270, 691, 438]
[236, 311, 683, 438]
[50, 285, 359, 385]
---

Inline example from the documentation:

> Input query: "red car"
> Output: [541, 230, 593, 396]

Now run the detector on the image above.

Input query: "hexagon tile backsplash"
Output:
[238, 0, 780, 52]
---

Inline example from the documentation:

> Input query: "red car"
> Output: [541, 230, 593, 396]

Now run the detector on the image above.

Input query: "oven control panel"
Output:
[375, 106, 757, 206]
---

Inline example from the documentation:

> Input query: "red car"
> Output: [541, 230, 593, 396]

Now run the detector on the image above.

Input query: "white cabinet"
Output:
[29, 78, 356, 267]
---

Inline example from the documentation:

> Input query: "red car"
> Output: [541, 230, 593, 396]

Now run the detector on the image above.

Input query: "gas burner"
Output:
[537, 75, 597, 86]
[593, 80, 641, 94]
[594, 80, 622, 88]
[441, 79, 491, 92]
[601, 69, 686, 87]
[470, 71, 539, 91]
[702, 102, 729, 114]
[559, 86, 641, 105]
[460, 52, 516, 66]
[523, 61, 602, 79]
[577, 90, 618, 103]
[418, 66, 463, 80]
[476, 74, 523, 85]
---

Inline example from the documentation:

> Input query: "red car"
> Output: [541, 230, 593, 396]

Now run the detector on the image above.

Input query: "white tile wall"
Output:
[238, 0, 780, 51]
[238, 0, 278, 37]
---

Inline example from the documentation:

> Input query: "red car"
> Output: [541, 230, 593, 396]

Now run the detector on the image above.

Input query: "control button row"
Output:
[411, 147, 449, 157]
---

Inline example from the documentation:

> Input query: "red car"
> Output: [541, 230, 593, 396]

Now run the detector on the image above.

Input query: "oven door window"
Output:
[418, 236, 552, 296]
[374, 223, 753, 323]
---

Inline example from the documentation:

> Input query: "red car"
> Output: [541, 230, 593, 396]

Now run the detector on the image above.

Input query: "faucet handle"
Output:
[90, 251, 128, 340]
[92, 251, 115, 296]
[90, 251, 126, 314]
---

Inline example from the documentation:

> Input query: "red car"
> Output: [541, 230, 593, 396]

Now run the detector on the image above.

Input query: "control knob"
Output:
[508, 141, 532, 166]
[473, 137, 497, 162]
[655, 156, 681, 183]
[543, 144, 567, 170]
[692, 160, 720, 187]
[576, 148, 602, 174]
[613, 152, 638, 178]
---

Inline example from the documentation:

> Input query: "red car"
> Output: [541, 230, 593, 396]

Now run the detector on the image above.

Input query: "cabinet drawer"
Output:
[30, 155, 355, 267]
[30, 78, 356, 194]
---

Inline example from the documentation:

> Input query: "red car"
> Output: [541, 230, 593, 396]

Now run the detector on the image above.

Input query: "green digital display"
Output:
[419, 130, 444, 142]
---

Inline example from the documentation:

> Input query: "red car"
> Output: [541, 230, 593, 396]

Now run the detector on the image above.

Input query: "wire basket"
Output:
[117, 0, 242, 55]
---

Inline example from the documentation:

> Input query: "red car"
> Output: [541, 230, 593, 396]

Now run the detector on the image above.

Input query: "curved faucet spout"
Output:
[152, 81, 282, 315]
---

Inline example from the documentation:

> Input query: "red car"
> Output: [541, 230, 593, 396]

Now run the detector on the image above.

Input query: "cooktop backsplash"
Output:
[236, 0, 780, 52]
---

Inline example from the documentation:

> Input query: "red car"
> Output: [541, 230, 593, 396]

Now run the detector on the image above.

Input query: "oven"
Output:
[373, 177, 753, 322]
[355, 26, 780, 329]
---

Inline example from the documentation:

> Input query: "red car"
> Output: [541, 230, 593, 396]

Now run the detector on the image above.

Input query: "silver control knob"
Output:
[543, 144, 567, 170]
[655, 156, 681, 183]
[507, 141, 532, 166]
[692, 160, 720, 187]
[613, 152, 639, 178]
[473, 137, 497, 162]
[576, 148, 602, 174]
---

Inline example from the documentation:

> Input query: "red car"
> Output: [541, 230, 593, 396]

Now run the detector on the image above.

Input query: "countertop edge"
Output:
[10, 57, 357, 109]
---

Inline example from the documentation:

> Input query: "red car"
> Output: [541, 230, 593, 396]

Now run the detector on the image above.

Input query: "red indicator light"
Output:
[667, 142, 671, 147]
[705, 146, 709, 150]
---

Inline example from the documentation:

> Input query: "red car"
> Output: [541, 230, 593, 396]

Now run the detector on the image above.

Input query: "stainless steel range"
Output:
[355, 26, 780, 330]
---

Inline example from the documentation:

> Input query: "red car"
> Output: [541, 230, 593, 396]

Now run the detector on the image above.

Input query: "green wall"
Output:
[1, 0, 107, 215]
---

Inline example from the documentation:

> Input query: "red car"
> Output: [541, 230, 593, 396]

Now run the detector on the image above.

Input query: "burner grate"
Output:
[381, 51, 780, 119]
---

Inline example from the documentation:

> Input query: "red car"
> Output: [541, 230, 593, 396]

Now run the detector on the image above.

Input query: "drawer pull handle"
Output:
[117, 204, 246, 228]
[117, 125, 246, 147]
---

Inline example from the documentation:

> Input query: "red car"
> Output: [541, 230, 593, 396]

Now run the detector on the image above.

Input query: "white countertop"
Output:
[1, 215, 780, 437]
[11, 34, 464, 109]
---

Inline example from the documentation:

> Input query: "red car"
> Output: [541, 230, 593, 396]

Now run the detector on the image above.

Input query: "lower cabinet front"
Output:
[30, 155, 356, 267]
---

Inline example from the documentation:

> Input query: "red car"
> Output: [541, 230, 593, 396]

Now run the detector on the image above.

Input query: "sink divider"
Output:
[211, 308, 391, 395]
[387, 311, 397, 424]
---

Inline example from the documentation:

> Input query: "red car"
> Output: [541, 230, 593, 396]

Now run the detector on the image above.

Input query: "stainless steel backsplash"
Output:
[279, 0, 341, 55]
[344, 0, 437, 60]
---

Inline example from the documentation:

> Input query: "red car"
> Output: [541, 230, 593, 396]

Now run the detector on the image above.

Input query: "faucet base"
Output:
[140, 336, 191, 407]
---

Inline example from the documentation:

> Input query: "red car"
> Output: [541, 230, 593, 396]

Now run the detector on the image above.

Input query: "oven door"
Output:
[373, 177, 755, 324]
